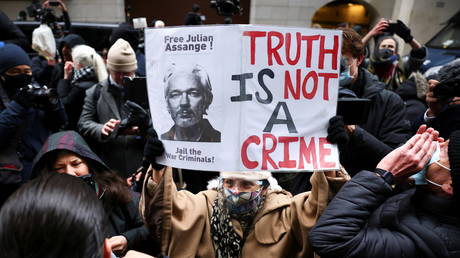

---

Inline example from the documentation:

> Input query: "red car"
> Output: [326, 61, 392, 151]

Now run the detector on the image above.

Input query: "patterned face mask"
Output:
[223, 187, 264, 216]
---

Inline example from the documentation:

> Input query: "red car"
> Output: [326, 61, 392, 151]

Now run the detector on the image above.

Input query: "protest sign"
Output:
[145, 25, 341, 171]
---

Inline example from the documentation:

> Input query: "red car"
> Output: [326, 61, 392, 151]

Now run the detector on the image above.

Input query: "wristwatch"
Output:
[374, 168, 394, 185]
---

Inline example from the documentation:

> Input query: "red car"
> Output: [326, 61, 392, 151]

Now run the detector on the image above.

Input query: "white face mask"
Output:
[410, 143, 450, 185]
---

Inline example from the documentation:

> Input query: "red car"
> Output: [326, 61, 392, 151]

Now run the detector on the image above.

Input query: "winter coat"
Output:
[412, 104, 460, 140]
[0, 82, 66, 182]
[0, 10, 28, 49]
[57, 71, 97, 130]
[309, 170, 460, 258]
[78, 78, 145, 178]
[31, 55, 54, 86]
[140, 167, 349, 258]
[31, 130, 151, 252]
[341, 68, 411, 176]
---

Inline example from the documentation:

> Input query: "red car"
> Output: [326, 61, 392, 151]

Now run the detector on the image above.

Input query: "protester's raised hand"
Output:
[369, 18, 389, 37]
[394, 20, 413, 43]
[102, 119, 120, 136]
[377, 129, 438, 182]
[63, 61, 73, 80]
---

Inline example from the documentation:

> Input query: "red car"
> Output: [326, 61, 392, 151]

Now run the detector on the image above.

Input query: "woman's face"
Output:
[52, 152, 90, 177]
[223, 178, 262, 194]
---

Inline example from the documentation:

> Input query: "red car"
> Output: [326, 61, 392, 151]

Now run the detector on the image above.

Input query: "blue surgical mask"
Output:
[339, 68, 354, 87]
[410, 143, 441, 185]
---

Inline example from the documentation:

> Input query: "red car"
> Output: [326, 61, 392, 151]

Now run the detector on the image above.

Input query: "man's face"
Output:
[166, 74, 205, 128]
[109, 70, 135, 86]
[424, 142, 453, 196]
[379, 38, 397, 52]
[341, 52, 360, 84]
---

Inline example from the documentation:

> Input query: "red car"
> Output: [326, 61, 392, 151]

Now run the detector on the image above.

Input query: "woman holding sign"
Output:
[139, 129, 349, 258]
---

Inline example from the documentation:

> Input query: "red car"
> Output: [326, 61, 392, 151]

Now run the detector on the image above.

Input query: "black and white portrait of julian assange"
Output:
[161, 64, 221, 142]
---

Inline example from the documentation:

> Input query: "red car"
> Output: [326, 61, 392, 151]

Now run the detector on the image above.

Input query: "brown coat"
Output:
[140, 167, 349, 258]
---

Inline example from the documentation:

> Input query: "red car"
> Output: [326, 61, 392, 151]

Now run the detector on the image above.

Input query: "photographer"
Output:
[413, 61, 460, 139]
[0, 43, 67, 206]
[41, 0, 72, 39]
[363, 19, 427, 89]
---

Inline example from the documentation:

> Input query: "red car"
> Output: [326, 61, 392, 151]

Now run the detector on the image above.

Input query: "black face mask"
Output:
[378, 48, 394, 59]
[1, 74, 32, 92]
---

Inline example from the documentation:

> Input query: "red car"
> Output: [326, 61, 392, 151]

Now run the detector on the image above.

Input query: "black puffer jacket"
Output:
[310, 171, 460, 258]
[340, 68, 411, 176]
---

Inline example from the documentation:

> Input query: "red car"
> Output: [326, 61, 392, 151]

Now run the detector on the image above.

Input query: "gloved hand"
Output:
[13, 86, 33, 108]
[119, 101, 150, 134]
[394, 20, 413, 43]
[327, 116, 350, 146]
[143, 126, 165, 170]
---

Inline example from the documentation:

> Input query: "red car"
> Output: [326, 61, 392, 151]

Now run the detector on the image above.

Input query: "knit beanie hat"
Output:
[448, 130, 460, 199]
[0, 44, 32, 75]
[107, 38, 137, 73]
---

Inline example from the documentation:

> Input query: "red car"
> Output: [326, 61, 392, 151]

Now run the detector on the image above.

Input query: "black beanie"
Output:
[0, 44, 32, 75]
[448, 130, 460, 199]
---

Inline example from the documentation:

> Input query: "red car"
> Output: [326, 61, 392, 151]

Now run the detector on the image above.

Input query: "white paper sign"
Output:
[145, 25, 341, 172]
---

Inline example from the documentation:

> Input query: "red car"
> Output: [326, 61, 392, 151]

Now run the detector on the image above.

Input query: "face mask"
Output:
[1, 74, 32, 91]
[377, 49, 399, 64]
[410, 143, 441, 185]
[224, 187, 264, 216]
[339, 68, 354, 87]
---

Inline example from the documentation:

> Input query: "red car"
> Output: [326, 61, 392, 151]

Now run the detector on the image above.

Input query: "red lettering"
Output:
[302, 71, 318, 99]
[319, 137, 336, 168]
[284, 70, 301, 99]
[241, 135, 260, 169]
[301, 35, 320, 68]
[278, 136, 298, 168]
[285, 32, 302, 65]
[262, 133, 278, 170]
[298, 137, 318, 170]
[267, 31, 284, 66]
[318, 35, 339, 70]
[243, 31, 267, 65]
[318, 73, 338, 100]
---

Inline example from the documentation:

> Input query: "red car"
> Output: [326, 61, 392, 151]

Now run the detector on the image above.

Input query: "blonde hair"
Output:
[71, 45, 108, 82]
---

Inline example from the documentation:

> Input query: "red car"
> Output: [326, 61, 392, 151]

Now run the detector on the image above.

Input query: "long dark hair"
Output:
[0, 173, 106, 258]
[42, 150, 131, 207]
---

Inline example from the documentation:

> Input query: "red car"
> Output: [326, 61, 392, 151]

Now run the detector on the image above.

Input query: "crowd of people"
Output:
[0, 2, 460, 257]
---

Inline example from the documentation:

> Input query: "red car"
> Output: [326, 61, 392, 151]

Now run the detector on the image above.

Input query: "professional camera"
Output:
[23, 84, 58, 109]
[26, 0, 58, 26]
[433, 76, 460, 99]
[210, 0, 242, 17]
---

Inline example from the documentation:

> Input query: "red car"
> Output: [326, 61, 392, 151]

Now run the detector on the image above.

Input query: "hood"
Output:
[58, 34, 85, 58]
[350, 68, 386, 99]
[32, 24, 56, 59]
[31, 130, 109, 175]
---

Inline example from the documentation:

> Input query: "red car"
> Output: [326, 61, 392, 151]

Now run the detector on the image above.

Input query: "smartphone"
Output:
[386, 22, 398, 34]
[49, 0, 59, 6]
[336, 98, 371, 125]
[123, 77, 149, 109]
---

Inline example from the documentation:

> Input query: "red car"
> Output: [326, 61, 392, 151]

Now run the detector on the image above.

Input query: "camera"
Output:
[25, 84, 57, 109]
[433, 77, 460, 99]
[210, 0, 242, 17]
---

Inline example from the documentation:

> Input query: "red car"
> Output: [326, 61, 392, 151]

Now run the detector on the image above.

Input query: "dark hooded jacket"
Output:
[57, 69, 98, 130]
[339, 68, 411, 176]
[49, 34, 85, 89]
[309, 170, 460, 258]
[31, 130, 151, 253]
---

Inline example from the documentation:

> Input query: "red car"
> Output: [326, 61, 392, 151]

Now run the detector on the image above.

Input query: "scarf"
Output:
[72, 66, 96, 84]
[211, 186, 266, 258]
